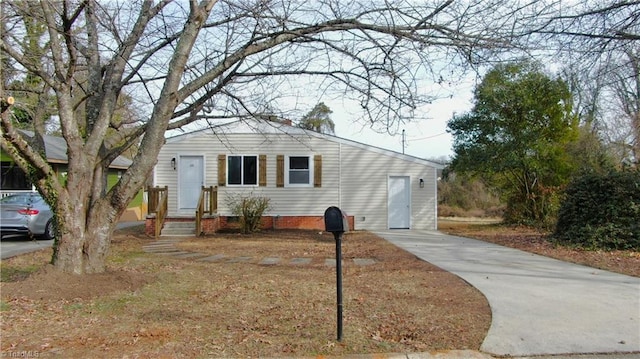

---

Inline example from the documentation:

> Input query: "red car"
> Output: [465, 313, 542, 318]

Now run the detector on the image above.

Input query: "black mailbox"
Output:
[324, 206, 349, 233]
[324, 206, 349, 341]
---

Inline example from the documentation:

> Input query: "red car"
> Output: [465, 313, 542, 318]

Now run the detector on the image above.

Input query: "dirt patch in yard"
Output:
[2, 264, 152, 301]
[0, 227, 490, 358]
[1, 229, 154, 301]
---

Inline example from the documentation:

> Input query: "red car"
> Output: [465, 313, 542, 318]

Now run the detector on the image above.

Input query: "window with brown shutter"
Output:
[314, 155, 322, 187]
[259, 155, 267, 186]
[218, 154, 226, 186]
[276, 155, 284, 187]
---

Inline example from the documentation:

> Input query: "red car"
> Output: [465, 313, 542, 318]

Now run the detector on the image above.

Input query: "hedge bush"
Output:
[554, 170, 640, 250]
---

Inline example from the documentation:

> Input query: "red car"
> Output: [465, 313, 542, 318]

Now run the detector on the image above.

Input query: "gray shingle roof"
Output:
[18, 130, 132, 169]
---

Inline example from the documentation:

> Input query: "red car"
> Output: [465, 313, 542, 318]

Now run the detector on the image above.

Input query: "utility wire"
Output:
[409, 132, 448, 141]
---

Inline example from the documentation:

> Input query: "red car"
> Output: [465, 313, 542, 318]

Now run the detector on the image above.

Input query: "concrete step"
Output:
[161, 221, 196, 236]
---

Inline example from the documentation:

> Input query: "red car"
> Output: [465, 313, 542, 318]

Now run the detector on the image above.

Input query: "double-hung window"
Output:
[286, 155, 313, 187]
[228, 155, 258, 185]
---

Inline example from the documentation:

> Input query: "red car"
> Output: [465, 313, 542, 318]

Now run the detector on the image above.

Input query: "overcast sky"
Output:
[327, 81, 476, 162]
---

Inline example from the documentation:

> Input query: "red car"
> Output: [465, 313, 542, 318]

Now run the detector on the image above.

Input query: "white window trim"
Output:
[285, 154, 314, 187]
[227, 154, 259, 187]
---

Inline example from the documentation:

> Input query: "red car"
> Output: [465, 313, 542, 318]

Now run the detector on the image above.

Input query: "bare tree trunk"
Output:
[83, 207, 117, 273]
[51, 217, 114, 273]
[51, 201, 88, 274]
[51, 185, 124, 273]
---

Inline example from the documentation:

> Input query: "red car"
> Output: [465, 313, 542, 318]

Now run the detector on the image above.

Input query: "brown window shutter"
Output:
[276, 155, 284, 187]
[314, 155, 322, 187]
[218, 154, 226, 187]
[259, 155, 267, 186]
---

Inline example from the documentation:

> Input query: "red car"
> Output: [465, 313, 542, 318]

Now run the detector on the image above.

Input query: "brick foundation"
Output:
[219, 215, 354, 231]
[201, 217, 219, 234]
[146, 215, 355, 236]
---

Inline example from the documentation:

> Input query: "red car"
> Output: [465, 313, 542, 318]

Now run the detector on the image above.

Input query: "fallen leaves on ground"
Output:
[0, 228, 490, 358]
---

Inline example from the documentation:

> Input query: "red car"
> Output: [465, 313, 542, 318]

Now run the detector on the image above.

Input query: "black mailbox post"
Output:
[324, 206, 348, 341]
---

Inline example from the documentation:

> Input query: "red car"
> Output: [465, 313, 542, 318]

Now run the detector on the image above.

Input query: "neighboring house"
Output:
[150, 119, 443, 234]
[0, 131, 144, 220]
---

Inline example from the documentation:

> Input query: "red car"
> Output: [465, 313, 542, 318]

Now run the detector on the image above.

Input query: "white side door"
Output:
[388, 176, 410, 229]
[178, 155, 204, 211]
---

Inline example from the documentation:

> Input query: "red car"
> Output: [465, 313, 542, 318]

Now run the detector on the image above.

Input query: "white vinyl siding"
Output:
[158, 131, 339, 217]
[156, 121, 440, 230]
[339, 144, 437, 230]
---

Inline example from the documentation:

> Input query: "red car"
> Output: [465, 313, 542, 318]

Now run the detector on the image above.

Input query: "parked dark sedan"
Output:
[0, 193, 55, 240]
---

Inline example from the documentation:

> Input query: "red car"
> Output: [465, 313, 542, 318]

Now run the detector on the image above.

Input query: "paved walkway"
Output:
[374, 230, 640, 357]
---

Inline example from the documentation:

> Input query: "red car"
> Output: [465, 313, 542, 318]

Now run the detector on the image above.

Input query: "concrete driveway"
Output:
[0, 238, 53, 260]
[375, 230, 640, 357]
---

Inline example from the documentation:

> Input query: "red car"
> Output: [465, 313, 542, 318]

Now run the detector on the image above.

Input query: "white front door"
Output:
[178, 155, 204, 211]
[388, 176, 410, 229]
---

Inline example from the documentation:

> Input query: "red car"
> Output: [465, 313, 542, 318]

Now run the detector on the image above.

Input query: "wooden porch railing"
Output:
[147, 186, 168, 239]
[196, 186, 217, 236]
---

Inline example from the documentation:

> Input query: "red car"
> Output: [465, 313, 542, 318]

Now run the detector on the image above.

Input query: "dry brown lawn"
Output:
[3, 220, 637, 358]
[1, 226, 489, 358]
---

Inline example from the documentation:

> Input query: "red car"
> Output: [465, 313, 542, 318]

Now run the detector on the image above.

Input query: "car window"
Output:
[0, 194, 41, 205]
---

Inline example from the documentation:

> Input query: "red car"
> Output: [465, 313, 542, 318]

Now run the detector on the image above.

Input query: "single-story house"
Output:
[1, 131, 144, 220]
[148, 119, 443, 234]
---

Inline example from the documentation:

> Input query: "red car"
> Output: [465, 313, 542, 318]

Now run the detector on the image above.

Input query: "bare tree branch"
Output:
[0, 0, 533, 273]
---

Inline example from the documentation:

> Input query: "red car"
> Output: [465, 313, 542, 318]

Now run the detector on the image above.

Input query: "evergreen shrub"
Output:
[554, 170, 640, 250]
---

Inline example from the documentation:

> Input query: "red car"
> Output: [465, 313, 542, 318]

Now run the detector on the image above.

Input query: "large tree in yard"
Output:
[1, 0, 523, 274]
[447, 60, 579, 226]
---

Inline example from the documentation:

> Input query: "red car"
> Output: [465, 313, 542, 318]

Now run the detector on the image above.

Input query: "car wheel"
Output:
[44, 220, 56, 240]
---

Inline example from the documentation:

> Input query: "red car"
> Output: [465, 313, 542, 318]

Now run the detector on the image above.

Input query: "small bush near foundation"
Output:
[554, 170, 640, 250]
[226, 192, 271, 234]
